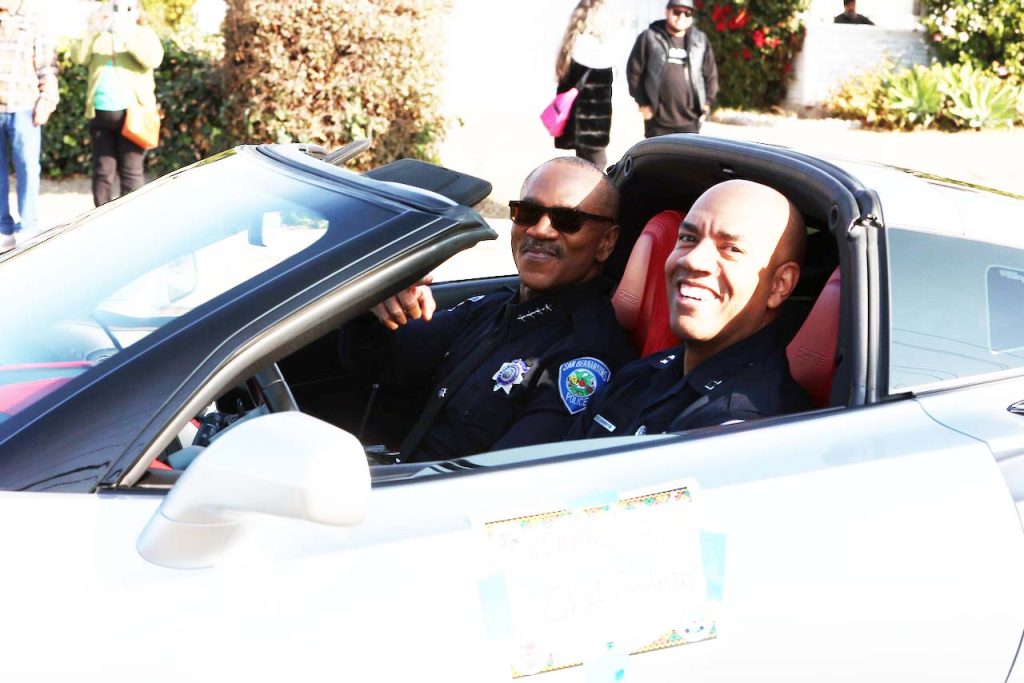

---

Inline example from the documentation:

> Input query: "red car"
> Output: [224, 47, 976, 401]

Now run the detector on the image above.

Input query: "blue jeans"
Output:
[0, 110, 41, 236]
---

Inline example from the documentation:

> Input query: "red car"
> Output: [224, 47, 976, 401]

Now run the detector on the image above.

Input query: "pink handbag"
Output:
[540, 89, 580, 137]
[540, 69, 591, 137]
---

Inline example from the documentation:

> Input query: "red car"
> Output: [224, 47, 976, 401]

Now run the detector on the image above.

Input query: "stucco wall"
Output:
[787, 0, 931, 108]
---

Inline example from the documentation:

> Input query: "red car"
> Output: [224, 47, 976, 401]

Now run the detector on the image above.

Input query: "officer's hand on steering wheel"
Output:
[371, 276, 437, 331]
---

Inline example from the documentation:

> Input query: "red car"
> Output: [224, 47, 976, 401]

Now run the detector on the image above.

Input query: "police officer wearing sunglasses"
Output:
[339, 157, 636, 463]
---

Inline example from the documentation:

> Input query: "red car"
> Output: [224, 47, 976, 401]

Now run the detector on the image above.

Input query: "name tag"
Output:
[594, 414, 616, 433]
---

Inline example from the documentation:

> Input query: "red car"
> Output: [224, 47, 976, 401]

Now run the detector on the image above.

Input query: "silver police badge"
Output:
[492, 359, 530, 394]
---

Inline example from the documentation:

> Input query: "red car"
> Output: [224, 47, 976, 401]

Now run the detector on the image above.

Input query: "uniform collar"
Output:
[505, 279, 607, 333]
[635, 322, 782, 418]
[684, 322, 783, 396]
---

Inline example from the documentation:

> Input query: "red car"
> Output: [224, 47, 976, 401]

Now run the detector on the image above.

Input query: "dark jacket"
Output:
[340, 280, 636, 462]
[626, 20, 718, 123]
[555, 59, 613, 153]
[566, 322, 811, 439]
[834, 12, 874, 24]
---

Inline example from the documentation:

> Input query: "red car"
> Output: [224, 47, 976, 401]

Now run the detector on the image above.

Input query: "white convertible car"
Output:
[1, 135, 1023, 681]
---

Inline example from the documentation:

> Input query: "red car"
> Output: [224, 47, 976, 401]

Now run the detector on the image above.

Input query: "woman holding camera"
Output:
[75, 0, 163, 207]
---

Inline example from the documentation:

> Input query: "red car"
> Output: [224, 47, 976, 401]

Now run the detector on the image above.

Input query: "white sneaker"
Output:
[0, 234, 14, 253]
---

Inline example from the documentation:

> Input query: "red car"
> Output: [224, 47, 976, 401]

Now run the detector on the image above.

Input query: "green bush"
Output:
[221, 0, 450, 170]
[693, 0, 810, 109]
[824, 60, 1023, 131]
[41, 38, 227, 179]
[888, 64, 943, 129]
[42, 49, 91, 178]
[940, 63, 1021, 129]
[921, 0, 1024, 84]
[141, 0, 198, 34]
[146, 38, 230, 177]
[820, 60, 890, 126]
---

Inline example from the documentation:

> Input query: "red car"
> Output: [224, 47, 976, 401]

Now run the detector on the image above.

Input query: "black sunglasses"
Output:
[508, 200, 615, 234]
[670, 7, 693, 16]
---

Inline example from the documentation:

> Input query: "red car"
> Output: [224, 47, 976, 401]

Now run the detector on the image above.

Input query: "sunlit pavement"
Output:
[18, 113, 1024, 282]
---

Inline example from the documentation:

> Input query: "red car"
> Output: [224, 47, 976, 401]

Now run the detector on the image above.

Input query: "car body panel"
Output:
[1, 401, 1022, 681]
[915, 377, 1024, 505]
[1, 137, 1023, 679]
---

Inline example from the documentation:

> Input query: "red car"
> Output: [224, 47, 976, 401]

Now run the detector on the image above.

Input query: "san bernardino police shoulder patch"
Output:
[558, 357, 611, 415]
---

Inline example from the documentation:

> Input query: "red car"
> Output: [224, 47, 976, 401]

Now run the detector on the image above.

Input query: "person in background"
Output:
[834, 0, 874, 25]
[554, 0, 616, 170]
[0, 0, 58, 253]
[76, 0, 163, 207]
[627, 0, 717, 138]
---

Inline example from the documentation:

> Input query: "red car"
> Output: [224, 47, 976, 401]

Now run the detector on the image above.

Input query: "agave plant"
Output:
[939, 63, 1022, 129]
[884, 64, 944, 129]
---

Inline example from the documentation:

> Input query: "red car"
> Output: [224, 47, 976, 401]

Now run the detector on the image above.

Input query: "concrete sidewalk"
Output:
[441, 107, 1024, 214]
[27, 114, 1024, 233]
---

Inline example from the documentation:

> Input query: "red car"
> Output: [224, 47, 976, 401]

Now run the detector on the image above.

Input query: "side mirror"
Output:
[137, 412, 370, 569]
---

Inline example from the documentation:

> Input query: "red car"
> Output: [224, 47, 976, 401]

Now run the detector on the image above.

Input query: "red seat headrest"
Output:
[612, 210, 683, 357]
[786, 267, 841, 408]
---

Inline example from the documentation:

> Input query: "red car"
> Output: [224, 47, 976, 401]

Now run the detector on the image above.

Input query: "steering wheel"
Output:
[252, 363, 299, 413]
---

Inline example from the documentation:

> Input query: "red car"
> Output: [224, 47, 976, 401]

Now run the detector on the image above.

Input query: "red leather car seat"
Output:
[786, 267, 841, 408]
[612, 209, 683, 357]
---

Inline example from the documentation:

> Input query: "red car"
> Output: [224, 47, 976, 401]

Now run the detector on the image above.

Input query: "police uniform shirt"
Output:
[341, 279, 636, 462]
[568, 321, 812, 439]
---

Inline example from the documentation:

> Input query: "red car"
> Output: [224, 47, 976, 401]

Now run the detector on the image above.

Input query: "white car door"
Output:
[0, 397, 1020, 682]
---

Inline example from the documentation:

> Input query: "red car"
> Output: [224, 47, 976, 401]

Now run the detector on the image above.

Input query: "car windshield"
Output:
[0, 151, 354, 420]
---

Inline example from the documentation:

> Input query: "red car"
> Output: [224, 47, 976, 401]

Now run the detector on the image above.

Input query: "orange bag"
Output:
[122, 104, 161, 150]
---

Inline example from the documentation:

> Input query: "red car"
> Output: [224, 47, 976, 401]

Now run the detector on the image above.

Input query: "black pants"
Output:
[89, 109, 145, 207]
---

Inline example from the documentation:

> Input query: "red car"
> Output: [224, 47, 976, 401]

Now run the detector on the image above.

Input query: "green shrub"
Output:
[940, 63, 1020, 130]
[888, 64, 943, 129]
[42, 38, 227, 179]
[141, 0, 198, 34]
[921, 0, 1024, 84]
[146, 38, 230, 177]
[42, 49, 91, 178]
[693, 0, 810, 109]
[221, 0, 450, 170]
[824, 60, 1023, 131]
[822, 60, 892, 127]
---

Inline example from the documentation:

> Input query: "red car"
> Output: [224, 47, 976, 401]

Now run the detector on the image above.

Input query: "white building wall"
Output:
[787, 0, 932, 108]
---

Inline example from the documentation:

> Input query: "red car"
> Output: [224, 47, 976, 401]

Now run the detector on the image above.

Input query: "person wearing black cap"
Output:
[626, 0, 718, 137]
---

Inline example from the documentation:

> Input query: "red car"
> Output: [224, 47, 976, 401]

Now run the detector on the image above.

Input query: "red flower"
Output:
[728, 8, 749, 30]
[752, 28, 766, 48]
[711, 4, 733, 23]
[783, 63, 793, 73]
[742, 48, 752, 60]
[695, 0, 705, 8]
[716, 21, 728, 31]
[768, 36, 781, 48]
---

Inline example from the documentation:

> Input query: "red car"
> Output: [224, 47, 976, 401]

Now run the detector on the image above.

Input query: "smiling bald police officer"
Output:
[340, 157, 636, 462]
[568, 180, 812, 438]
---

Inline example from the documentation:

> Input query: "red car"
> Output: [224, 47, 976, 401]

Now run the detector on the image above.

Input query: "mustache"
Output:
[519, 237, 563, 258]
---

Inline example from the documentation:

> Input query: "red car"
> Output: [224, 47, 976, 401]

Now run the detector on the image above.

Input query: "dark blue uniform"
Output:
[567, 322, 812, 438]
[340, 279, 636, 462]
